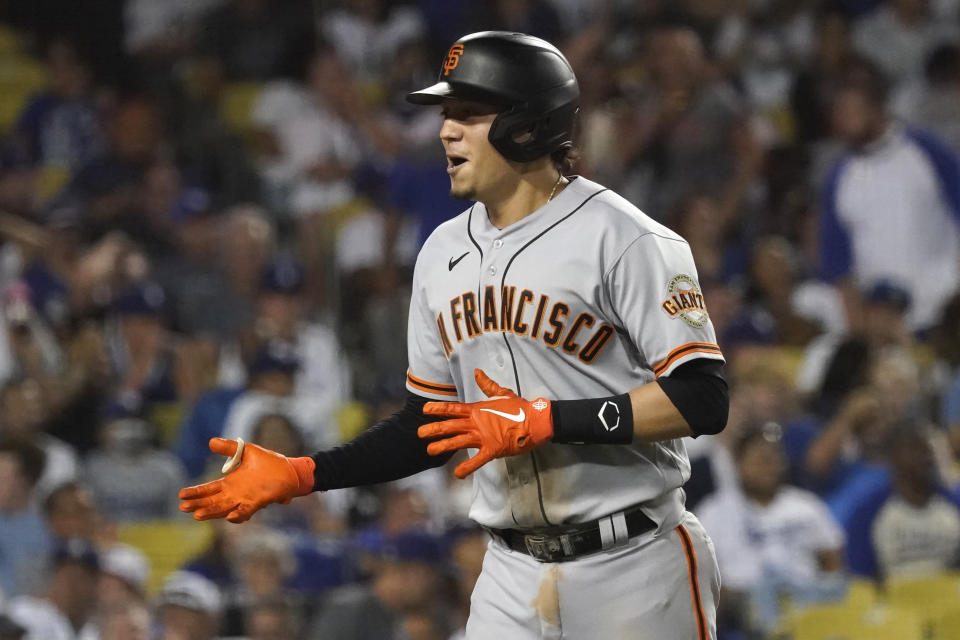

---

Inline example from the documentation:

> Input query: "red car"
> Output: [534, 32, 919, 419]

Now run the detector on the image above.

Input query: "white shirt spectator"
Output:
[852, 4, 959, 88]
[322, 6, 426, 81]
[872, 494, 960, 578]
[8, 596, 93, 640]
[124, 0, 225, 54]
[820, 124, 960, 330]
[698, 485, 845, 592]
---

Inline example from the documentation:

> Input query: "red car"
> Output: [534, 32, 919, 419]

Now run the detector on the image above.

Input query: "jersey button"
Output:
[517, 473, 531, 485]
[488, 265, 497, 276]
[495, 354, 505, 367]
[493, 239, 503, 249]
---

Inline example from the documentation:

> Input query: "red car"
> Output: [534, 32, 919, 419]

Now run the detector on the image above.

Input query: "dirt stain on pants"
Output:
[531, 564, 562, 638]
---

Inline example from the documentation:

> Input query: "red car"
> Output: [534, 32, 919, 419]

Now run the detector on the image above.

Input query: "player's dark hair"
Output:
[0, 440, 47, 488]
[551, 146, 579, 174]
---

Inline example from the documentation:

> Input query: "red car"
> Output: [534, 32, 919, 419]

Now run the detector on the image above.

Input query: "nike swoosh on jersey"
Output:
[448, 251, 470, 271]
[478, 407, 525, 422]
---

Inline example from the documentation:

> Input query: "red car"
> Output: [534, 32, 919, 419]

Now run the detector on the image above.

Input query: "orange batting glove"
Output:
[419, 369, 553, 478]
[178, 438, 315, 523]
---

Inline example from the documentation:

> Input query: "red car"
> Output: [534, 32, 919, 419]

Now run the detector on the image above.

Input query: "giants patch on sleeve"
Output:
[660, 275, 709, 328]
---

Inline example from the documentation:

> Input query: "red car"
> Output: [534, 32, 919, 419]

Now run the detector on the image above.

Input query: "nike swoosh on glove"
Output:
[418, 368, 553, 478]
[178, 438, 315, 523]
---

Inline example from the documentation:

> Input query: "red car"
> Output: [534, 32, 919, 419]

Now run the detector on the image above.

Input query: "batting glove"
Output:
[419, 369, 553, 478]
[178, 438, 315, 523]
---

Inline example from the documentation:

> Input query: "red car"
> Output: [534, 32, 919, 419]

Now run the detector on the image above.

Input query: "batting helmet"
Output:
[407, 31, 580, 163]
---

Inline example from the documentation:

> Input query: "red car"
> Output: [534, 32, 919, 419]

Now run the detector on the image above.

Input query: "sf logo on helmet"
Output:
[444, 44, 465, 76]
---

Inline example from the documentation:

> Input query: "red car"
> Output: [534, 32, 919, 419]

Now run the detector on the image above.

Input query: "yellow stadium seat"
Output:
[220, 82, 264, 135]
[0, 23, 21, 55]
[931, 608, 960, 640]
[787, 602, 924, 640]
[0, 56, 47, 134]
[116, 518, 214, 595]
[885, 572, 960, 621]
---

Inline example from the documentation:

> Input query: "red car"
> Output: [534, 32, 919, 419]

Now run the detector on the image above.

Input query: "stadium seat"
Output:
[116, 518, 214, 594]
[0, 55, 46, 134]
[787, 602, 924, 640]
[884, 572, 960, 621]
[220, 82, 264, 136]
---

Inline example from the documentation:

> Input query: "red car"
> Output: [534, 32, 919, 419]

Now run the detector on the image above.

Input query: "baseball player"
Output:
[180, 31, 729, 639]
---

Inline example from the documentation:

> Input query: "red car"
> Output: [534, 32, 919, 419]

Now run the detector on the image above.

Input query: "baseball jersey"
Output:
[406, 176, 724, 530]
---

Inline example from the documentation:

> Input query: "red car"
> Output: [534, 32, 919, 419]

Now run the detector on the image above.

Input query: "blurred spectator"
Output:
[723, 235, 843, 349]
[445, 527, 488, 639]
[13, 36, 104, 172]
[901, 43, 960, 152]
[265, 45, 367, 218]
[842, 420, 960, 578]
[97, 543, 149, 607]
[176, 339, 309, 478]
[0, 148, 39, 221]
[65, 96, 164, 242]
[307, 529, 449, 640]
[686, 362, 804, 508]
[321, 0, 428, 85]
[7, 538, 100, 640]
[698, 426, 846, 636]
[463, 0, 564, 44]
[215, 205, 274, 339]
[0, 376, 79, 499]
[83, 413, 187, 522]
[43, 482, 100, 543]
[151, 201, 250, 344]
[199, 0, 314, 82]
[934, 292, 960, 458]
[104, 280, 179, 417]
[0, 615, 24, 640]
[791, 4, 855, 145]
[123, 0, 224, 99]
[221, 528, 304, 637]
[0, 279, 65, 392]
[852, 0, 959, 91]
[801, 347, 922, 517]
[611, 22, 761, 223]
[819, 58, 960, 332]
[796, 279, 914, 401]
[155, 570, 223, 640]
[97, 599, 151, 640]
[166, 54, 261, 206]
[244, 597, 301, 640]
[239, 255, 350, 434]
[0, 441, 51, 598]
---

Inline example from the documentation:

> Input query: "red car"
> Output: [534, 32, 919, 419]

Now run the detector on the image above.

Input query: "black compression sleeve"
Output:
[310, 392, 454, 491]
[656, 358, 729, 436]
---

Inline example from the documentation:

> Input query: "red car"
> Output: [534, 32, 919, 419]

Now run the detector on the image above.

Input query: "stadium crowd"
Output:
[0, 0, 958, 638]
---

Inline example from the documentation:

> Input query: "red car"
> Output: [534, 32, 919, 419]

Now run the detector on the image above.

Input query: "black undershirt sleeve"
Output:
[656, 358, 729, 436]
[309, 392, 453, 491]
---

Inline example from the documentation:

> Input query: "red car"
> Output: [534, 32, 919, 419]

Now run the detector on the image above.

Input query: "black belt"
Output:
[485, 506, 657, 563]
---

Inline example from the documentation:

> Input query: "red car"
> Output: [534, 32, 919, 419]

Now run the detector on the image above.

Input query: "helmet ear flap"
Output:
[488, 102, 579, 163]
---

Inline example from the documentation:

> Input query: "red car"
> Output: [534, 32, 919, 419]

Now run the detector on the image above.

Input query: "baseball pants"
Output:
[465, 511, 720, 640]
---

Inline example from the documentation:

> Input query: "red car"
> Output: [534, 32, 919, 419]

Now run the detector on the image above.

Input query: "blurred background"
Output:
[0, 0, 957, 638]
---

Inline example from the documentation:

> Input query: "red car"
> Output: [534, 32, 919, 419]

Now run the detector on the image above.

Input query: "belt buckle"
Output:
[523, 533, 571, 562]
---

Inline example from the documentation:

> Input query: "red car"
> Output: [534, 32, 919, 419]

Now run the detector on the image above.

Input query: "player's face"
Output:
[439, 99, 514, 202]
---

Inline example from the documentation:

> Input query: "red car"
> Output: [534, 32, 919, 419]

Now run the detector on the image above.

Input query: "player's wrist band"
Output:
[550, 393, 634, 444]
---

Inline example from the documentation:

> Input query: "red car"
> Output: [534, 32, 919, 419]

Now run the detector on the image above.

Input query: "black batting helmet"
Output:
[407, 31, 580, 163]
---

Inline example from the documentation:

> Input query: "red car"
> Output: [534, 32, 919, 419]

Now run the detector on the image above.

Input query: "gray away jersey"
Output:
[406, 176, 724, 531]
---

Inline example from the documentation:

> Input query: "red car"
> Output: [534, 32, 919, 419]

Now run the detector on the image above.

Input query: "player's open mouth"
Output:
[447, 155, 468, 173]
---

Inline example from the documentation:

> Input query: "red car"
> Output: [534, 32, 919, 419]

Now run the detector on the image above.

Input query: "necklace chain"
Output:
[548, 173, 564, 202]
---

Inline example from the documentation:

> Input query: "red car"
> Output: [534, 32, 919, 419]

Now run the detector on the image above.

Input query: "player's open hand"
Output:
[178, 438, 315, 523]
[419, 369, 554, 478]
